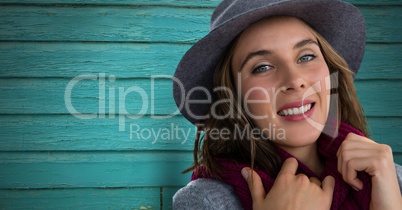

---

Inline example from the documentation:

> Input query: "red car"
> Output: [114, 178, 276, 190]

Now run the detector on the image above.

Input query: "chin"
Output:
[273, 124, 322, 147]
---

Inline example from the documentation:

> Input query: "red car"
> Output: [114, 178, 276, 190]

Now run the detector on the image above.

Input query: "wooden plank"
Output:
[361, 6, 402, 43]
[0, 188, 160, 210]
[0, 150, 401, 189]
[0, 115, 401, 152]
[355, 80, 402, 117]
[0, 151, 193, 188]
[347, 0, 402, 5]
[394, 153, 402, 165]
[0, 0, 400, 6]
[162, 187, 181, 210]
[357, 44, 402, 79]
[0, 42, 401, 79]
[0, 115, 196, 151]
[0, 78, 400, 116]
[0, 42, 190, 78]
[367, 117, 402, 152]
[0, 5, 400, 43]
[0, 78, 178, 115]
[0, 5, 211, 43]
[0, 0, 223, 7]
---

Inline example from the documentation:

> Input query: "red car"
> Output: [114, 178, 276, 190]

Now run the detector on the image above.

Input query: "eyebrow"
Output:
[238, 39, 319, 71]
[294, 39, 319, 50]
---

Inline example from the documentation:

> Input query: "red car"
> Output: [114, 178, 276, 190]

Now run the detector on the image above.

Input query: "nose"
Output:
[279, 65, 306, 93]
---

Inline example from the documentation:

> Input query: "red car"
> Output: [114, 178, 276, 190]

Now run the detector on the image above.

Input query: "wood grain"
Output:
[0, 5, 400, 42]
[162, 187, 181, 210]
[0, 42, 400, 79]
[0, 115, 196, 151]
[0, 115, 400, 151]
[0, 188, 160, 209]
[0, 151, 192, 188]
[0, 0, 400, 6]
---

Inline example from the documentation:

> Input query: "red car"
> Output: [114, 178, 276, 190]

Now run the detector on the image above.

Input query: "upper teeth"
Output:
[278, 103, 312, 116]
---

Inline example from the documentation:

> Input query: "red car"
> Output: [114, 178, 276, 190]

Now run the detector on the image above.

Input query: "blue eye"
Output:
[252, 65, 272, 73]
[298, 54, 316, 63]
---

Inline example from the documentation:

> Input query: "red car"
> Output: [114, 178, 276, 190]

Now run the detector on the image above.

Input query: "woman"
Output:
[172, 0, 402, 209]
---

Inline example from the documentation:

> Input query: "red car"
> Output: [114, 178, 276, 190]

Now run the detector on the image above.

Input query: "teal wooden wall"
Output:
[0, 0, 401, 209]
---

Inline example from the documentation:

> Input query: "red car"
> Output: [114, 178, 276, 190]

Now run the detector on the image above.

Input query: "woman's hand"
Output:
[242, 158, 335, 210]
[337, 133, 402, 210]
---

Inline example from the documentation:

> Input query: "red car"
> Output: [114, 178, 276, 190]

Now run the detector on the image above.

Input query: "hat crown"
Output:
[210, 0, 287, 30]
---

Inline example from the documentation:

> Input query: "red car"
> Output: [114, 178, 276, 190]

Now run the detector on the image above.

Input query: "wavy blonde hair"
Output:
[184, 18, 368, 177]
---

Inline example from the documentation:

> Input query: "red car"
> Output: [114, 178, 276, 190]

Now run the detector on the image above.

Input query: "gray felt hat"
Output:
[173, 0, 366, 125]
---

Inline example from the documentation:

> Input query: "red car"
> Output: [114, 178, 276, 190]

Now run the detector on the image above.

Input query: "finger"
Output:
[337, 148, 343, 174]
[322, 176, 335, 197]
[344, 156, 392, 190]
[242, 167, 266, 203]
[337, 139, 381, 173]
[338, 150, 361, 190]
[338, 148, 382, 175]
[345, 159, 365, 190]
[337, 138, 377, 158]
[309, 177, 321, 186]
[344, 133, 374, 143]
[278, 158, 298, 176]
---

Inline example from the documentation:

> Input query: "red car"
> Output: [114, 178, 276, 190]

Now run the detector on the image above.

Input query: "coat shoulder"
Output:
[173, 178, 243, 210]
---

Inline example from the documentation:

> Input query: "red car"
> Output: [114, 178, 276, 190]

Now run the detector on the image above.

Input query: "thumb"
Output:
[278, 158, 298, 176]
[322, 175, 335, 198]
[241, 167, 266, 204]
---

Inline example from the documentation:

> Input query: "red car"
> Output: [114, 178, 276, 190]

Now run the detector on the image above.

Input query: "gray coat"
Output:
[173, 164, 402, 209]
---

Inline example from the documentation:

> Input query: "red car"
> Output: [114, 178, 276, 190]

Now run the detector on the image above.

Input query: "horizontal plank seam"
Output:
[2, 147, 402, 153]
[0, 40, 401, 45]
[0, 150, 194, 153]
[0, 113, 400, 118]
[0, 150, 193, 153]
[0, 186, 183, 190]
[0, 76, 175, 80]
[0, 113, 184, 117]
[3, 145, 402, 153]
[0, 3, 216, 9]
[0, 77, 401, 81]
[366, 42, 402, 45]
[365, 116, 402, 119]
[0, 2, 401, 7]
[0, 40, 196, 45]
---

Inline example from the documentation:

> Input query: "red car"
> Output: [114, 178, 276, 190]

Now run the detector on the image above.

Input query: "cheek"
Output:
[240, 81, 275, 113]
[311, 65, 331, 115]
[319, 66, 331, 95]
[241, 81, 272, 100]
[309, 64, 330, 93]
[318, 63, 330, 80]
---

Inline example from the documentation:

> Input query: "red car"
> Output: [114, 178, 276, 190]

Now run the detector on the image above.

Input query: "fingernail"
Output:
[352, 186, 359, 191]
[241, 168, 249, 179]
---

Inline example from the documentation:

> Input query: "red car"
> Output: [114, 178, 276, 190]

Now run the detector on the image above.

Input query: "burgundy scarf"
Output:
[191, 122, 372, 210]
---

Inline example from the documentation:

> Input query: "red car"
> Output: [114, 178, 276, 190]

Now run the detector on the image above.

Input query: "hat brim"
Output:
[173, 0, 365, 125]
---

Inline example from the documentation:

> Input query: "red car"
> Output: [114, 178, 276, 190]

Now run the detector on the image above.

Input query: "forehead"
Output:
[234, 16, 316, 50]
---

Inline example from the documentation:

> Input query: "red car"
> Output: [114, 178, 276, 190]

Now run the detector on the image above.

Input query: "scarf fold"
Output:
[191, 122, 372, 210]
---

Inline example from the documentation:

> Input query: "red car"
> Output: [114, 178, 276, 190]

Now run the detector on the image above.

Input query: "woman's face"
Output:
[231, 16, 330, 148]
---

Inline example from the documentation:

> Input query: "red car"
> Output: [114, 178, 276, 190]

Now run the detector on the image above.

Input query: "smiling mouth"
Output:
[277, 103, 315, 116]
